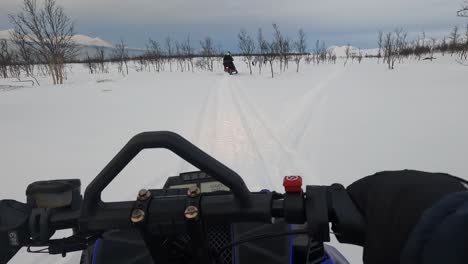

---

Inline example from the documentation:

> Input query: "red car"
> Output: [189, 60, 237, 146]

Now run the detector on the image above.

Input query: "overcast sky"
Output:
[1, 0, 466, 50]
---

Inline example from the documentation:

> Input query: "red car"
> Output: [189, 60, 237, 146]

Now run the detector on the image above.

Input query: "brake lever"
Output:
[47, 235, 94, 257]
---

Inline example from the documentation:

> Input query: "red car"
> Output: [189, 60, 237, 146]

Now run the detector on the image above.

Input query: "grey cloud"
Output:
[1, 0, 465, 48]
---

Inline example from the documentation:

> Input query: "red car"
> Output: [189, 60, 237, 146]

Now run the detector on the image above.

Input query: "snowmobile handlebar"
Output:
[0, 131, 365, 263]
[83, 131, 252, 216]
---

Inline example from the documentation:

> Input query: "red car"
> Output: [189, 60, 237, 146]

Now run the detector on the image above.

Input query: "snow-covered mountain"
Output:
[0, 29, 146, 59]
[72, 34, 113, 48]
[327, 45, 379, 57]
[0, 29, 113, 48]
[0, 29, 14, 40]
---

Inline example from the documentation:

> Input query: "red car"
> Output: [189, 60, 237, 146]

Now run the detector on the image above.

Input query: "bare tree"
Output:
[271, 24, 292, 72]
[394, 28, 408, 63]
[200, 37, 215, 71]
[326, 49, 336, 64]
[95, 47, 108, 73]
[414, 34, 422, 60]
[272, 24, 285, 71]
[281, 38, 292, 71]
[449, 26, 460, 55]
[11, 34, 39, 84]
[238, 29, 255, 75]
[0, 40, 13, 78]
[384, 32, 396, 69]
[84, 51, 95, 74]
[9, 0, 78, 84]
[377, 30, 383, 63]
[265, 40, 278, 78]
[456, 2, 468, 64]
[165, 37, 173, 72]
[440, 37, 448, 56]
[320, 42, 327, 63]
[344, 44, 351, 66]
[174, 40, 184, 72]
[429, 37, 437, 61]
[357, 49, 363, 64]
[182, 35, 195, 72]
[458, 1, 468, 17]
[305, 54, 312, 64]
[293, 29, 307, 72]
[144, 38, 161, 72]
[257, 28, 268, 74]
[459, 24, 468, 62]
[314, 40, 321, 64]
[112, 39, 129, 76]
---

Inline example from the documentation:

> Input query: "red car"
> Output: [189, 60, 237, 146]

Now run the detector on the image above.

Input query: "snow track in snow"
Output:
[185, 74, 324, 190]
[229, 77, 318, 186]
[284, 66, 345, 149]
[227, 78, 275, 189]
[178, 78, 220, 172]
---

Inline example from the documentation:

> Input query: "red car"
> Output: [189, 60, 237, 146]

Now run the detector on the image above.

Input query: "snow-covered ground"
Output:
[1, 55, 468, 264]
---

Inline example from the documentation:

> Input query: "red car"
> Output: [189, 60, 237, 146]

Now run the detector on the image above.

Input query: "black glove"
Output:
[0, 200, 31, 264]
[346, 170, 467, 264]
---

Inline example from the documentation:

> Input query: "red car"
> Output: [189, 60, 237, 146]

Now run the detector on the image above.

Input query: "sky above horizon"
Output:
[1, 0, 466, 51]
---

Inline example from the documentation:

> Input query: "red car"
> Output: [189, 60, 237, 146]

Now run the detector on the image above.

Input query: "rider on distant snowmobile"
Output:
[223, 51, 238, 74]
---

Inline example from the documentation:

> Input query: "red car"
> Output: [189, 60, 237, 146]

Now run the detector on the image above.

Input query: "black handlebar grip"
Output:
[82, 131, 251, 219]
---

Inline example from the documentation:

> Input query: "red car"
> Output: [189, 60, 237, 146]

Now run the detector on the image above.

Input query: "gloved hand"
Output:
[0, 200, 31, 264]
[346, 170, 468, 264]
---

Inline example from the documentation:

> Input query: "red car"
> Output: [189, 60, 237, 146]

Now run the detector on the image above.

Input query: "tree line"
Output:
[0, 0, 467, 84]
[0, 0, 340, 82]
[376, 25, 468, 69]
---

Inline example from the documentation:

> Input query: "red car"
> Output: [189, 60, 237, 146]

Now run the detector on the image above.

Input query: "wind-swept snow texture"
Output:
[1, 56, 468, 264]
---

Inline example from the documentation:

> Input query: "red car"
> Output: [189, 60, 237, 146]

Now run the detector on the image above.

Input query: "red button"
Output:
[283, 176, 302, 192]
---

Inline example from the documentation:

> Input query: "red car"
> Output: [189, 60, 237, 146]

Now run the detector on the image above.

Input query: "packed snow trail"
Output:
[229, 77, 320, 186]
[178, 73, 322, 191]
[283, 66, 345, 149]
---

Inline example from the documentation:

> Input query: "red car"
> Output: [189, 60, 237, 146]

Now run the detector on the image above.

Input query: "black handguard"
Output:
[0, 200, 31, 263]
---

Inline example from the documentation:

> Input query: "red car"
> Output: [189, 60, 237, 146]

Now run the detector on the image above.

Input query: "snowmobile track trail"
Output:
[286, 66, 345, 149]
[227, 79, 275, 189]
[178, 79, 219, 172]
[230, 78, 305, 175]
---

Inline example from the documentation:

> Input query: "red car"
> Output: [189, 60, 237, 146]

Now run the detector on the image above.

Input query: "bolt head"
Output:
[184, 205, 199, 219]
[131, 209, 145, 223]
[137, 189, 151, 201]
[187, 185, 201, 197]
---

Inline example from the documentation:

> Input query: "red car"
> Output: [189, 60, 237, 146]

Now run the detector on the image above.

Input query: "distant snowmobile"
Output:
[223, 52, 238, 75]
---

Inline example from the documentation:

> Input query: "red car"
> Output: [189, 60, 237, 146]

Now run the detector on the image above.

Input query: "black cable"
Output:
[215, 229, 312, 261]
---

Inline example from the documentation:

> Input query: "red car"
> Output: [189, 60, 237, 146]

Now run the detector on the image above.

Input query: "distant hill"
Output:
[327, 45, 379, 57]
[0, 29, 144, 60]
[0, 29, 113, 47]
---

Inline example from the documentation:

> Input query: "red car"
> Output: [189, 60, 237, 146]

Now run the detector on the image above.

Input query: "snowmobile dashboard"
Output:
[164, 171, 230, 193]
[0, 131, 365, 264]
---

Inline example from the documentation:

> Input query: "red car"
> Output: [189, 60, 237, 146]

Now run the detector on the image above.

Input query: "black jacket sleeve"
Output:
[401, 191, 468, 264]
[346, 170, 467, 264]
